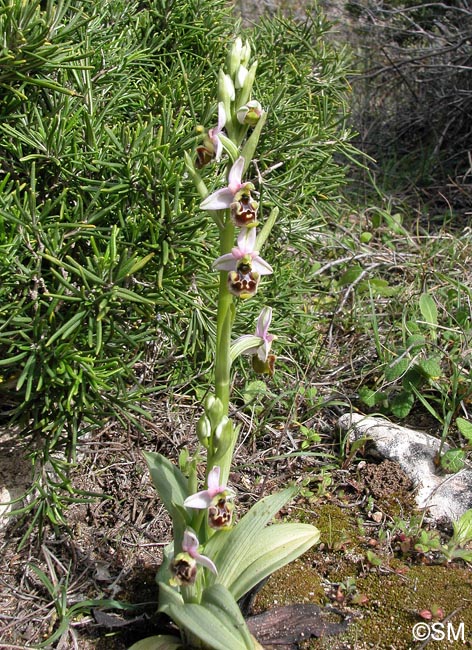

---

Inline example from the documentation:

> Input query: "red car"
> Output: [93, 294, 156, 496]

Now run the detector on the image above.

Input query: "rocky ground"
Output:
[1, 1, 471, 649]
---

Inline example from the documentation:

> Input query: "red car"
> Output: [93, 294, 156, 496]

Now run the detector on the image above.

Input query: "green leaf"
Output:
[417, 357, 442, 380]
[224, 523, 320, 600]
[451, 509, 472, 546]
[402, 367, 425, 390]
[127, 635, 184, 650]
[255, 206, 278, 252]
[440, 449, 466, 473]
[358, 386, 387, 408]
[384, 356, 409, 382]
[338, 265, 363, 286]
[419, 293, 438, 328]
[204, 487, 307, 598]
[389, 390, 415, 418]
[142, 452, 190, 539]
[243, 380, 268, 404]
[45, 310, 87, 347]
[166, 584, 254, 650]
[158, 580, 184, 613]
[201, 584, 254, 649]
[406, 334, 426, 350]
[456, 417, 472, 442]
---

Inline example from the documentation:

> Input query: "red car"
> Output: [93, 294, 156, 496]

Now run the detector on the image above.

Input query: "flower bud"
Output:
[205, 395, 224, 431]
[240, 41, 251, 67]
[214, 415, 229, 441]
[214, 417, 234, 457]
[236, 100, 263, 126]
[196, 414, 211, 447]
[236, 60, 258, 110]
[204, 394, 216, 412]
[227, 37, 243, 77]
[218, 69, 235, 104]
[235, 65, 249, 89]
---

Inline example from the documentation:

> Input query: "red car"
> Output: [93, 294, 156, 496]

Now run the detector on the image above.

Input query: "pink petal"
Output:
[195, 552, 218, 575]
[201, 188, 234, 211]
[252, 256, 273, 275]
[184, 490, 213, 509]
[207, 466, 221, 493]
[182, 530, 199, 555]
[213, 136, 223, 162]
[228, 157, 245, 194]
[213, 253, 237, 271]
[256, 307, 272, 339]
[217, 102, 226, 131]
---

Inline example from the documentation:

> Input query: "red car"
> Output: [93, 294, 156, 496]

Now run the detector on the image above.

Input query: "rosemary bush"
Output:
[0, 0, 355, 532]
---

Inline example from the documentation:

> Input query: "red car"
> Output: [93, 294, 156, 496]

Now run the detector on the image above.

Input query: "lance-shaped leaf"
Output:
[222, 523, 319, 600]
[202, 488, 319, 600]
[143, 451, 191, 541]
[127, 635, 185, 650]
[165, 584, 256, 650]
[204, 487, 294, 582]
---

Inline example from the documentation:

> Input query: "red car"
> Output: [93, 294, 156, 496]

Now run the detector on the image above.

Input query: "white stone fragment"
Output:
[338, 413, 472, 523]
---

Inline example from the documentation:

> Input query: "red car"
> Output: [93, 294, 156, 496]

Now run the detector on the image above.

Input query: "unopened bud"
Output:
[227, 37, 243, 77]
[196, 414, 211, 447]
[240, 41, 251, 67]
[235, 65, 249, 89]
[205, 395, 224, 431]
[236, 60, 258, 110]
[218, 70, 235, 104]
[214, 417, 233, 456]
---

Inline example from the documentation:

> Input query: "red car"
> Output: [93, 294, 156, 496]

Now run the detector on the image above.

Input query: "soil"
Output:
[1, 396, 471, 649]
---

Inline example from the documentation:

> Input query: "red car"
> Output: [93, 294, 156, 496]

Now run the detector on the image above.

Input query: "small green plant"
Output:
[28, 545, 131, 648]
[391, 510, 472, 564]
[358, 287, 472, 469]
[333, 576, 368, 605]
[442, 509, 472, 563]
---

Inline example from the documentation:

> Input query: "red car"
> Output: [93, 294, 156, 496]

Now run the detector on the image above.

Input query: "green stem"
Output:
[211, 216, 235, 485]
[214, 216, 234, 414]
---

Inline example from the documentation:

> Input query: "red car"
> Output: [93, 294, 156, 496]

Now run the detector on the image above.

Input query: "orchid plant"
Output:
[130, 39, 320, 650]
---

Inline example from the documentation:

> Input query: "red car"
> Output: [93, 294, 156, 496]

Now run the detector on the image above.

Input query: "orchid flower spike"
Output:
[200, 156, 254, 210]
[169, 529, 217, 586]
[184, 466, 235, 529]
[196, 103, 226, 169]
[213, 227, 272, 299]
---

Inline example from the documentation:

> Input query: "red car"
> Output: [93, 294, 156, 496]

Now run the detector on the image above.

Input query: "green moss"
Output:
[253, 555, 325, 612]
[253, 502, 472, 649]
[308, 564, 472, 649]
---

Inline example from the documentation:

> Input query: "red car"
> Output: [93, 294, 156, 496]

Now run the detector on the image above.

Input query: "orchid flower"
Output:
[213, 227, 273, 299]
[170, 529, 217, 586]
[233, 307, 276, 362]
[237, 100, 263, 127]
[213, 227, 272, 275]
[196, 103, 226, 168]
[200, 156, 254, 211]
[184, 466, 235, 529]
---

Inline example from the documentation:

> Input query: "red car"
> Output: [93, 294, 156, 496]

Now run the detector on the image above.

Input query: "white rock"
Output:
[338, 413, 472, 523]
